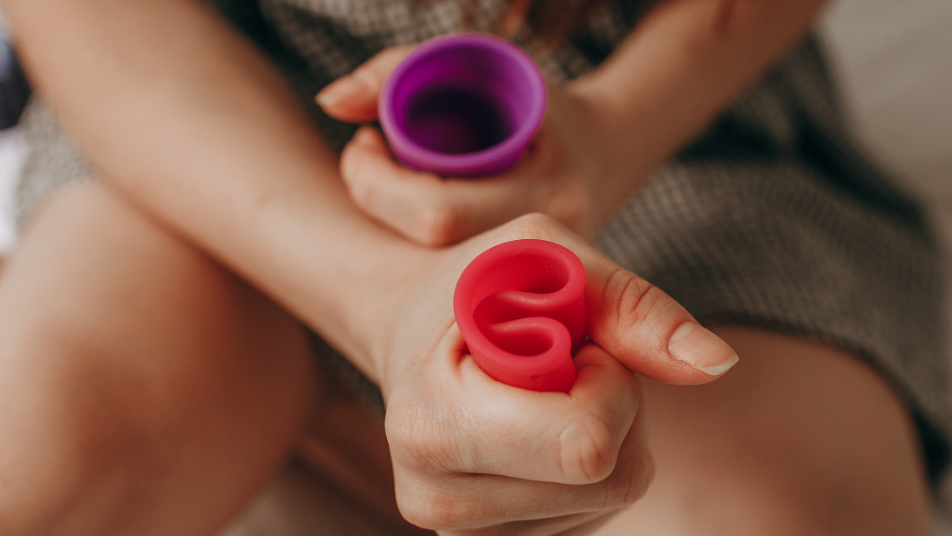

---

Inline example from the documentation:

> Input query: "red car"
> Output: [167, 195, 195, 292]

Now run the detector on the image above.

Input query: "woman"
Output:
[0, 0, 945, 534]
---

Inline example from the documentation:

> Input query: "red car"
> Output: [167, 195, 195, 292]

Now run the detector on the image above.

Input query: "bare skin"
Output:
[0, 181, 734, 535]
[0, 183, 318, 535]
[0, 0, 934, 534]
[0, 184, 931, 536]
[600, 327, 931, 536]
[308, 0, 934, 533]
[288, 326, 932, 536]
[322, 0, 830, 244]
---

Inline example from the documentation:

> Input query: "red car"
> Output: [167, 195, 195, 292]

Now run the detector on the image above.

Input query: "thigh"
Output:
[596, 326, 932, 536]
[0, 181, 317, 535]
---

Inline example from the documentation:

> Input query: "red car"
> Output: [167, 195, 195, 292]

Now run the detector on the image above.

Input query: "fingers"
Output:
[387, 333, 642, 485]
[390, 347, 651, 530]
[461, 343, 640, 484]
[563, 232, 739, 385]
[401, 474, 636, 533]
[440, 511, 619, 536]
[340, 127, 533, 245]
[316, 46, 415, 122]
[469, 214, 738, 384]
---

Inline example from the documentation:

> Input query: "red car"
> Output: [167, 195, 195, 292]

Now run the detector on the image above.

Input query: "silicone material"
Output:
[379, 33, 546, 177]
[453, 240, 585, 392]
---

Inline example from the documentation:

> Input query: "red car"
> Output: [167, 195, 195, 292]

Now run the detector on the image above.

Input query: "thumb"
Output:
[316, 45, 415, 122]
[576, 249, 738, 385]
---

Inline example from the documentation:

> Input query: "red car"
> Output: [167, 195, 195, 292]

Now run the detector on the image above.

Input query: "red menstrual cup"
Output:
[379, 34, 547, 177]
[453, 240, 586, 392]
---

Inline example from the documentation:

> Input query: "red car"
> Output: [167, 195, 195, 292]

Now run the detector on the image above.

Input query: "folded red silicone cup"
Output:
[453, 240, 586, 392]
[379, 33, 547, 177]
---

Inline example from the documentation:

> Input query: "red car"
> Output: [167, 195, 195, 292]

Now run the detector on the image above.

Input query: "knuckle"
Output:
[546, 181, 593, 232]
[345, 174, 377, 209]
[605, 447, 653, 509]
[385, 401, 462, 474]
[605, 269, 670, 331]
[559, 412, 618, 484]
[339, 159, 379, 210]
[396, 483, 476, 530]
[385, 405, 438, 470]
[340, 145, 368, 186]
[414, 206, 460, 246]
[499, 212, 563, 241]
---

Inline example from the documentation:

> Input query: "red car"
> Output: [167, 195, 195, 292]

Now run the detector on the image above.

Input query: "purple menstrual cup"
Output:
[379, 34, 547, 177]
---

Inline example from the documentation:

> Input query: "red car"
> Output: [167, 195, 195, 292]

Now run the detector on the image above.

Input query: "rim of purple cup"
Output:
[379, 33, 547, 177]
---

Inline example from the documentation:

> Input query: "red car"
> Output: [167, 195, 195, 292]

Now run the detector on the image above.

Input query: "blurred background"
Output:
[820, 0, 952, 244]
[1, 0, 951, 532]
[821, 3, 952, 530]
[0, 13, 26, 259]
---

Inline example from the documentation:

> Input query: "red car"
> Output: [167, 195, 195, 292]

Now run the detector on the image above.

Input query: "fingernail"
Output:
[316, 69, 377, 108]
[667, 322, 739, 376]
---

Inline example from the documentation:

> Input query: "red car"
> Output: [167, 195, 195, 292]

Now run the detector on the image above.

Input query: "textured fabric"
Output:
[16, 101, 95, 229]
[0, 28, 30, 129]
[599, 41, 952, 484]
[16, 0, 951, 483]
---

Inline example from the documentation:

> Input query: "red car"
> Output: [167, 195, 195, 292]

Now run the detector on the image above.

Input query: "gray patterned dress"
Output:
[16, 0, 952, 484]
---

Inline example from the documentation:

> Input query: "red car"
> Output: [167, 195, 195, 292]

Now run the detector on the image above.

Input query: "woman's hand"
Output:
[319, 0, 832, 249]
[317, 47, 647, 246]
[372, 213, 738, 534]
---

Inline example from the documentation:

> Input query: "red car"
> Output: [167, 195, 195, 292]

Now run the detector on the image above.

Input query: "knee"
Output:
[613, 326, 933, 536]
[0, 309, 316, 533]
[0, 327, 160, 533]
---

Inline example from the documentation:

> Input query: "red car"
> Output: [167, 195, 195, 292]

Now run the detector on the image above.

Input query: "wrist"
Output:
[342, 245, 441, 391]
[305, 238, 438, 390]
[227, 177, 436, 388]
[560, 81, 655, 228]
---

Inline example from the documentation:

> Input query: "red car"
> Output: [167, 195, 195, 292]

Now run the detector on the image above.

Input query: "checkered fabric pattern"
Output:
[16, 0, 951, 482]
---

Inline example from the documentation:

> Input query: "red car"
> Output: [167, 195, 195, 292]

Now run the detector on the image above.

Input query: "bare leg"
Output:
[598, 326, 931, 536]
[225, 359, 430, 536]
[0, 182, 318, 535]
[224, 326, 933, 536]
[222, 458, 426, 536]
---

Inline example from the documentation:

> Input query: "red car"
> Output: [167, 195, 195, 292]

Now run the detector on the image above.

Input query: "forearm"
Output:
[571, 0, 829, 205]
[1, 0, 416, 380]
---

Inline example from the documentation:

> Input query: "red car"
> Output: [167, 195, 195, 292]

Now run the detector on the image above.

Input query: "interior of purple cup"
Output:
[387, 37, 541, 155]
